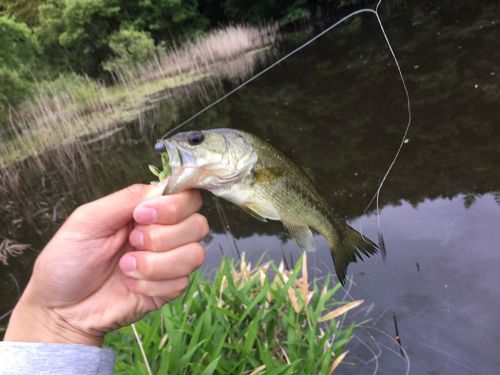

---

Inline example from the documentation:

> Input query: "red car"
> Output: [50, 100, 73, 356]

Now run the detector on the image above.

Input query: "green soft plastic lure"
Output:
[148, 152, 170, 181]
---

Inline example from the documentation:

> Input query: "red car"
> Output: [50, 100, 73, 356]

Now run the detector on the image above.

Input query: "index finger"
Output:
[133, 189, 203, 225]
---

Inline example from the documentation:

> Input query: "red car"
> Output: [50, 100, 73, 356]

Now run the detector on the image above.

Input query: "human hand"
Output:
[5, 184, 208, 346]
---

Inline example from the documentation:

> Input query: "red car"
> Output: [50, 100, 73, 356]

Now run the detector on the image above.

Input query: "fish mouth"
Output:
[162, 140, 200, 194]
[160, 140, 180, 195]
[163, 140, 182, 168]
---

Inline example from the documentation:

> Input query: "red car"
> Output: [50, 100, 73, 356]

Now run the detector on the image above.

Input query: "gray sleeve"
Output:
[0, 341, 115, 375]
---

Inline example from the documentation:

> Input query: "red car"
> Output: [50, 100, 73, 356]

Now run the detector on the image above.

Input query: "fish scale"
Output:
[244, 132, 336, 238]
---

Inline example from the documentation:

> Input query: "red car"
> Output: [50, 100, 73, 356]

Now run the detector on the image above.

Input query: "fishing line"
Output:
[213, 196, 242, 259]
[160, 0, 412, 253]
[361, 0, 412, 249]
[335, 262, 412, 373]
[365, 326, 411, 375]
[160, 7, 378, 139]
[351, 333, 382, 375]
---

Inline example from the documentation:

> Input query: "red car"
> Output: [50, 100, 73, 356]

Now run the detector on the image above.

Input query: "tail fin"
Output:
[330, 225, 379, 285]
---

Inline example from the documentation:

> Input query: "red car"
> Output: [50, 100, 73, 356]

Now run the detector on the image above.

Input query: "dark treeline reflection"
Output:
[2, 0, 500, 314]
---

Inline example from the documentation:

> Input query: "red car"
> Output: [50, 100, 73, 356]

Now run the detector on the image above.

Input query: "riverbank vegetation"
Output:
[0, 0, 359, 132]
[0, 24, 277, 168]
[104, 255, 363, 374]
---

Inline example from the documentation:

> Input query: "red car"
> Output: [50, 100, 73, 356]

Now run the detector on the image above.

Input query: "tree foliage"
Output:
[123, 0, 208, 41]
[0, 15, 39, 123]
[102, 28, 156, 75]
[34, 0, 210, 77]
[37, 0, 122, 76]
[221, 0, 309, 24]
[0, 0, 48, 25]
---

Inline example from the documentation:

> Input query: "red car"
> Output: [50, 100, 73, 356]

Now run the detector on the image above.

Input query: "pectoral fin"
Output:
[243, 201, 280, 221]
[283, 223, 316, 252]
[241, 205, 268, 222]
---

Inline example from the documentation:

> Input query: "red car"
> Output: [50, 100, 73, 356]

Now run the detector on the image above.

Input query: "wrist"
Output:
[5, 295, 103, 347]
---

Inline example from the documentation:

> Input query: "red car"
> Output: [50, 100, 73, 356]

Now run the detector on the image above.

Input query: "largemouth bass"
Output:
[155, 128, 378, 283]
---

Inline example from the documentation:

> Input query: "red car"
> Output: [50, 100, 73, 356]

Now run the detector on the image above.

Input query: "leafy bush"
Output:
[0, 68, 32, 121]
[35, 0, 208, 78]
[206, 0, 310, 24]
[102, 28, 156, 76]
[36, 0, 121, 76]
[35, 0, 67, 69]
[126, 0, 208, 42]
[0, 15, 39, 126]
[0, 0, 47, 25]
[104, 255, 362, 374]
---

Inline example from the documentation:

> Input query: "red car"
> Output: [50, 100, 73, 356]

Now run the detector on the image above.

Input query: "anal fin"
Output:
[284, 223, 316, 252]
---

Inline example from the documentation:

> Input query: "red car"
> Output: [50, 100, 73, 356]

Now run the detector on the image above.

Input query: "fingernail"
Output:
[135, 206, 157, 224]
[119, 254, 137, 272]
[129, 229, 144, 248]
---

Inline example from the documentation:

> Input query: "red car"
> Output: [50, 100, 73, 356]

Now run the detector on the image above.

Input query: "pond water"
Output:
[2, 1, 500, 373]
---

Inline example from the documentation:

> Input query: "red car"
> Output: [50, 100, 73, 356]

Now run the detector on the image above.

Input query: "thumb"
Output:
[67, 183, 165, 235]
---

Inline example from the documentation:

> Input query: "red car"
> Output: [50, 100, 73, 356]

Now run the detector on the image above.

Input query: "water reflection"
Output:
[345, 194, 500, 374]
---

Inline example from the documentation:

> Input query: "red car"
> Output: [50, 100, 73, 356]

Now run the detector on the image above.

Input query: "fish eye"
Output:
[187, 131, 204, 146]
[154, 141, 166, 153]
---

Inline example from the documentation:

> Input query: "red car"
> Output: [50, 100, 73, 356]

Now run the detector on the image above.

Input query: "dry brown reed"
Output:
[115, 24, 278, 84]
[0, 238, 30, 265]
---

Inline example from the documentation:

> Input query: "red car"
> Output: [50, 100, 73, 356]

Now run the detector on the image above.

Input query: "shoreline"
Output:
[0, 26, 276, 168]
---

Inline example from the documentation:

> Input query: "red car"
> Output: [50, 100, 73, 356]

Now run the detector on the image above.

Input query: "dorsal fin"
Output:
[301, 166, 316, 182]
